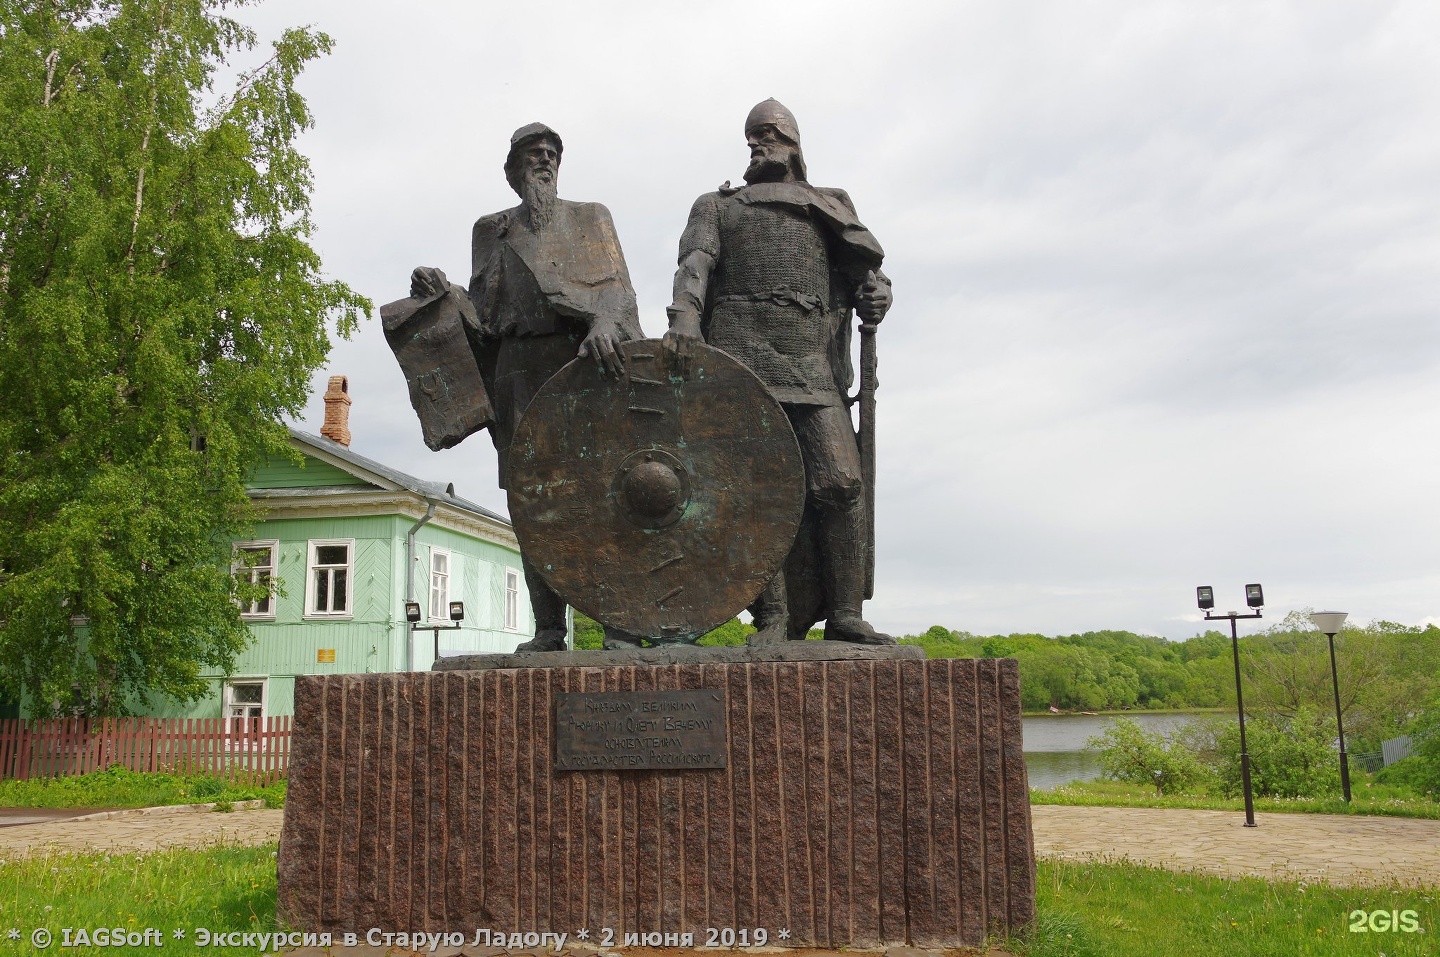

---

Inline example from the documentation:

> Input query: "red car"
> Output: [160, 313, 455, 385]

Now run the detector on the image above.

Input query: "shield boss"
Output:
[507, 339, 805, 640]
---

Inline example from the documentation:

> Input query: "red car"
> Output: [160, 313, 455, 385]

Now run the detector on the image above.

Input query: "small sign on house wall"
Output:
[316, 649, 336, 663]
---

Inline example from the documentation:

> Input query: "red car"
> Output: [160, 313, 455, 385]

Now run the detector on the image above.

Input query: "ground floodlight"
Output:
[405, 601, 422, 623]
[449, 600, 465, 622]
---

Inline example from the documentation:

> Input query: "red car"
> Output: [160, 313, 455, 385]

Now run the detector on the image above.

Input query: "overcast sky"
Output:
[238, 0, 1440, 640]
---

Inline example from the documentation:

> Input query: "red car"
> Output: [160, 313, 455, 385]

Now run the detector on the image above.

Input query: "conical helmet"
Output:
[744, 98, 806, 180]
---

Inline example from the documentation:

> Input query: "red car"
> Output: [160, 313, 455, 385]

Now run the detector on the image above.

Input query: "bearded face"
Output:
[743, 125, 798, 184]
[514, 137, 560, 230]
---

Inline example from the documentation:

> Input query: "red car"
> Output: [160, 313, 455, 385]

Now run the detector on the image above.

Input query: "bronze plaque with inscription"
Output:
[554, 689, 727, 771]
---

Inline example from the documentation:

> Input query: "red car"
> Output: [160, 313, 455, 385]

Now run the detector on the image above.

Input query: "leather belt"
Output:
[714, 285, 822, 311]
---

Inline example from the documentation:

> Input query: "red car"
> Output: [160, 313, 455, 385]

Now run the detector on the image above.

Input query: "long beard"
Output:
[745, 155, 790, 184]
[522, 176, 558, 231]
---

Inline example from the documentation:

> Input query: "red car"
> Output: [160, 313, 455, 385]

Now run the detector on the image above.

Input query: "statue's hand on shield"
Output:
[578, 318, 626, 378]
[662, 247, 710, 376]
[661, 305, 703, 379]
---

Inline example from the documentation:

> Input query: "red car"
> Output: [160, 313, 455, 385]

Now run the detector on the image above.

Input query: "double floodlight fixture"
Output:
[1196, 584, 1264, 611]
[409, 599, 465, 664]
[1195, 581, 1265, 827]
[404, 600, 466, 624]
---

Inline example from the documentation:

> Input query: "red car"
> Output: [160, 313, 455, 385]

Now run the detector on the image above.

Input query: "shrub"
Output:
[1211, 707, 1341, 799]
[573, 612, 604, 650]
[1373, 756, 1432, 795]
[697, 617, 753, 646]
[1401, 697, 1440, 798]
[1085, 718, 1210, 795]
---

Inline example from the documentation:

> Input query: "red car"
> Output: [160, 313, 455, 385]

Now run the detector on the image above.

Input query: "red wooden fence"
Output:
[0, 716, 291, 783]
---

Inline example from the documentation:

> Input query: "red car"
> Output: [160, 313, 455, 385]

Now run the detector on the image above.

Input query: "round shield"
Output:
[506, 339, 805, 640]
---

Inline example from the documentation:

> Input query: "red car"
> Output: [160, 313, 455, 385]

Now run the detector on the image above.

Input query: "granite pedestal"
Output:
[277, 647, 1036, 948]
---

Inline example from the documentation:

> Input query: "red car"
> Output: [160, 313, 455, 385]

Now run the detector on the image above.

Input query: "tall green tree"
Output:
[1243, 613, 1440, 750]
[0, 0, 368, 715]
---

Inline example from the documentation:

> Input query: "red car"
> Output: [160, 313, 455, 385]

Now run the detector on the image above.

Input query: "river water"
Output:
[1021, 711, 1228, 790]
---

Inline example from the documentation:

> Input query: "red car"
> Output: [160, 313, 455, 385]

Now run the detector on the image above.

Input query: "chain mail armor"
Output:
[712, 201, 831, 301]
[686, 195, 839, 405]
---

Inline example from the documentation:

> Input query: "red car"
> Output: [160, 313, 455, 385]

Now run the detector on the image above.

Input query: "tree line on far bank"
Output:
[902, 613, 1440, 757]
[574, 611, 1439, 759]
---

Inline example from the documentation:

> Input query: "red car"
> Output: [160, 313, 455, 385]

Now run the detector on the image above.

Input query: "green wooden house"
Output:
[160, 377, 541, 722]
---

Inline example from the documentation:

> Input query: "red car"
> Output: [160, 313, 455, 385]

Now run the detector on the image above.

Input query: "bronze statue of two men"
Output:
[395, 101, 893, 649]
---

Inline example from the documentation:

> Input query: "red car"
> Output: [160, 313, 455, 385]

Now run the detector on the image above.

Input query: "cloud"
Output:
[235, 0, 1440, 639]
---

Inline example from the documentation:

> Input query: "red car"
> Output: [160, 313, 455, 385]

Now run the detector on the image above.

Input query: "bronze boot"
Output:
[747, 571, 791, 644]
[820, 503, 894, 645]
[513, 554, 569, 652]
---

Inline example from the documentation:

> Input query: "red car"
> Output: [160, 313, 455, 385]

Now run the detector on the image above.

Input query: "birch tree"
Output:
[0, 0, 368, 714]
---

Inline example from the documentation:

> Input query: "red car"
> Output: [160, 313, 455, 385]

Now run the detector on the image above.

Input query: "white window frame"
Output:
[232, 541, 278, 620]
[429, 548, 451, 622]
[304, 539, 355, 619]
[223, 678, 267, 738]
[504, 567, 520, 631]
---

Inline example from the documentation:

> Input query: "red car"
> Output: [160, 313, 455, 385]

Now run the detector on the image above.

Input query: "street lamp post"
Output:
[1309, 610, 1351, 802]
[406, 600, 466, 665]
[1198, 583, 1264, 827]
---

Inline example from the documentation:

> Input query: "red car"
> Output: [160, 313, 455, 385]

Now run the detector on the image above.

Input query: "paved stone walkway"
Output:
[2, 803, 1437, 890]
[1030, 805, 1440, 887]
[0, 805, 283, 857]
[0, 807, 122, 827]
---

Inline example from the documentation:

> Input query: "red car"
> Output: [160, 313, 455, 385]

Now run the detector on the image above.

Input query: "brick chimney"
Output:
[320, 375, 352, 446]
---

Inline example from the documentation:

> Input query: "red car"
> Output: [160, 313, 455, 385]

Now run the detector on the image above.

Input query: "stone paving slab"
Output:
[0, 799, 267, 828]
[66, 798, 267, 821]
[0, 806, 283, 857]
[0, 807, 123, 827]
[1030, 805, 1440, 887]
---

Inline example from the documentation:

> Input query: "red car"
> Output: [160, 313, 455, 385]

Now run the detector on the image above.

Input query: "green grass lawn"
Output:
[0, 766, 285, 810]
[1009, 858, 1437, 957]
[0, 844, 278, 956]
[0, 839, 1433, 957]
[1030, 778, 1440, 820]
